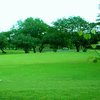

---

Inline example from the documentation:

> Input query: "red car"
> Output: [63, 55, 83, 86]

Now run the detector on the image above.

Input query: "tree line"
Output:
[0, 16, 100, 54]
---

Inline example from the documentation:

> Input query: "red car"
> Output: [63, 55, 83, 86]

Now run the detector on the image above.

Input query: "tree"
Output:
[53, 16, 89, 52]
[2, 31, 15, 49]
[32, 38, 40, 53]
[41, 27, 66, 52]
[12, 34, 33, 53]
[16, 17, 49, 38]
[53, 16, 88, 33]
[0, 33, 8, 53]
[11, 17, 49, 53]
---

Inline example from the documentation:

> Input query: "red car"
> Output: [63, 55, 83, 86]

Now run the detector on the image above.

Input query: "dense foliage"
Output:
[0, 16, 100, 53]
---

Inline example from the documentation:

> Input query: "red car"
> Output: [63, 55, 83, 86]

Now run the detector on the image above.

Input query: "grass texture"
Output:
[0, 51, 100, 100]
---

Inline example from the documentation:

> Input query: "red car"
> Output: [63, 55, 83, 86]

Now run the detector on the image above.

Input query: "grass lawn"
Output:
[0, 51, 100, 100]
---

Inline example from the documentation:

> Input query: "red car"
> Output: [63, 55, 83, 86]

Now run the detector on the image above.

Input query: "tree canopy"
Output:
[0, 16, 100, 54]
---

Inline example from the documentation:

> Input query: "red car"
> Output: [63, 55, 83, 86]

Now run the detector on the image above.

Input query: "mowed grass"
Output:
[0, 51, 100, 100]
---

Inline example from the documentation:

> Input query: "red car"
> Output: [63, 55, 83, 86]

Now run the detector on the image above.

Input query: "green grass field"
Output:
[0, 51, 100, 100]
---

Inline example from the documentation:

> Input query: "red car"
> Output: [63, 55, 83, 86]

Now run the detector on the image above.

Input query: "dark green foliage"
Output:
[12, 34, 33, 53]
[42, 27, 66, 52]
[53, 16, 88, 33]
[53, 16, 89, 52]
[0, 33, 8, 53]
[16, 17, 49, 38]
[32, 38, 40, 53]
[0, 16, 100, 53]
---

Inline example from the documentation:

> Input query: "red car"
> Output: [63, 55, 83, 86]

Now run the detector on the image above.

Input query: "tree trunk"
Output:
[39, 44, 44, 53]
[82, 40, 87, 52]
[53, 45, 58, 52]
[83, 47, 87, 52]
[76, 46, 80, 52]
[33, 46, 36, 53]
[75, 41, 80, 52]
[24, 48, 29, 53]
[1, 49, 6, 54]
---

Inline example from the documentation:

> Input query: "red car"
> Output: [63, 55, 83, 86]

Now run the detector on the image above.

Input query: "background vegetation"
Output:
[0, 16, 100, 54]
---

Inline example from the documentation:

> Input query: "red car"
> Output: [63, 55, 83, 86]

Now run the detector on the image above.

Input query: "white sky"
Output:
[0, 0, 99, 32]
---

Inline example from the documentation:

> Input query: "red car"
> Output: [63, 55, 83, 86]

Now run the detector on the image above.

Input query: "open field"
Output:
[0, 51, 100, 100]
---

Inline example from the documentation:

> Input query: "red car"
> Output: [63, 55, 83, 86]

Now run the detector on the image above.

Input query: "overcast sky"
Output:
[0, 0, 99, 32]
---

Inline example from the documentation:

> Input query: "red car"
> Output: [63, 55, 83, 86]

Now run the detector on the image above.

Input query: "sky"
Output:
[0, 0, 99, 32]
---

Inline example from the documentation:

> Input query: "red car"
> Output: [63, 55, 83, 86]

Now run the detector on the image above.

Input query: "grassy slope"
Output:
[0, 51, 100, 100]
